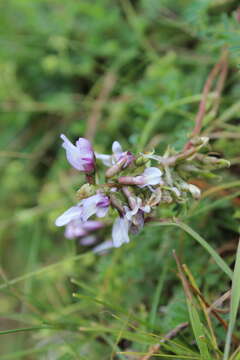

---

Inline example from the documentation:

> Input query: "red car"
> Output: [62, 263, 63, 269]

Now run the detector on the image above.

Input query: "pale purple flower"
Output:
[65, 219, 103, 239]
[80, 235, 97, 246]
[61, 134, 95, 173]
[80, 193, 110, 221]
[55, 206, 83, 227]
[112, 216, 130, 248]
[55, 193, 110, 229]
[111, 199, 150, 248]
[118, 167, 163, 187]
[95, 141, 134, 168]
[93, 240, 114, 254]
[125, 197, 150, 220]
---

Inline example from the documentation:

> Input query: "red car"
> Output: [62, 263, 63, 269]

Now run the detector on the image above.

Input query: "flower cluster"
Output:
[55, 134, 230, 249]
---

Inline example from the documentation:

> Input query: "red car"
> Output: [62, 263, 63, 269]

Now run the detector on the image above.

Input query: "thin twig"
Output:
[207, 290, 231, 314]
[173, 253, 239, 346]
[185, 50, 228, 150]
[139, 322, 189, 360]
[211, 52, 228, 117]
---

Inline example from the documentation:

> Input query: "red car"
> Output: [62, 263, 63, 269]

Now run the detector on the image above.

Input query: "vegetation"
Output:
[0, 0, 240, 359]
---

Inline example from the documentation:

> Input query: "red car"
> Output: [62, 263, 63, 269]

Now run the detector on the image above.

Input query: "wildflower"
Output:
[96, 141, 134, 169]
[55, 193, 110, 227]
[65, 219, 103, 239]
[55, 206, 83, 227]
[80, 193, 110, 221]
[112, 199, 150, 248]
[60, 134, 95, 173]
[118, 167, 163, 187]
[93, 240, 114, 254]
[125, 197, 150, 220]
[55, 130, 229, 250]
[112, 216, 130, 248]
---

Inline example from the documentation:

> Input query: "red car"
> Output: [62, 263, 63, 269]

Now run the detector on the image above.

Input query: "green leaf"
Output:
[223, 238, 240, 360]
[187, 299, 211, 360]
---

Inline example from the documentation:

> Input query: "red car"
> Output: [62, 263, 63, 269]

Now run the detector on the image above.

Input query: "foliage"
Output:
[0, 0, 240, 359]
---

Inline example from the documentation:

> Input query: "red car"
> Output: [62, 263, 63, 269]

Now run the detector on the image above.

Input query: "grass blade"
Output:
[223, 238, 240, 360]
[187, 299, 211, 360]
[152, 220, 233, 279]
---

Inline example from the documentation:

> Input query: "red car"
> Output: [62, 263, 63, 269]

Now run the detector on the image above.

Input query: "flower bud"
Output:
[180, 182, 201, 199]
[118, 167, 163, 187]
[76, 184, 96, 200]
[135, 155, 150, 166]
[191, 136, 209, 147]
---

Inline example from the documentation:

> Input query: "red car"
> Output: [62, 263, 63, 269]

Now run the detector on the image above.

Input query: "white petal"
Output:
[171, 187, 181, 197]
[125, 197, 142, 220]
[55, 206, 82, 227]
[140, 153, 163, 162]
[96, 206, 109, 218]
[93, 240, 114, 254]
[188, 184, 201, 199]
[95, 153, 112, 167]
[141, 205, 151, 213]
[80, 194, 101, 221]
[112, 217, 130, 248]
[142, 167, 163, 186]
[112, 141, 123, 156]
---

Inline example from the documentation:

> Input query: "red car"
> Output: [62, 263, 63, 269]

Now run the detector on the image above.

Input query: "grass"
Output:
[0, 0, 240, 359]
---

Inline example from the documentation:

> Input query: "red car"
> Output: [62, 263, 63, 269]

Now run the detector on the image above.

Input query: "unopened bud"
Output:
[76, 184, 96, 200]
[105, 154, 134, 178]
[180, 182, 201, 199]
[135, 155, 149, 166]
[147, 187, 162, 206]
[191, 136, 209, 147]
[188, 184, 201, 199]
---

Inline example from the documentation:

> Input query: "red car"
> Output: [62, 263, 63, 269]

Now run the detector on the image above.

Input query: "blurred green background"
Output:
[0, 0, 240, 359]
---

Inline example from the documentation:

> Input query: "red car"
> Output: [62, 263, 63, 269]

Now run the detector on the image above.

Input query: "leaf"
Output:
[187, 299, 211, 360]
[223, 238, 240, 360]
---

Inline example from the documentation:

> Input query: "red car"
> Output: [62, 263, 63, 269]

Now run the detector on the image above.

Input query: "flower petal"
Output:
[61, 134, 85, 171]
[76, 137, 94, 158]
[64, 219, 86, 239]
[96, 206, 109, 218]
[83, 221, 103, 232]
[93, 240, 113, 254]
[95, 153, 112, 167]
[125, 197, 142, 220]
[55, 206, 82, 227]
[141, 167, 163, 186]
[61, 134, 95, 172]
[80, 235, 97, 246]
[80, 194, 100, 221]
[112, 217, 130, 248]
[188, 184, 201, 199]
[112, 141, 123, 157]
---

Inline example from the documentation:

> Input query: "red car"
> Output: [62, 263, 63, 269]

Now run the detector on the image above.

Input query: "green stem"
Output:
[0, 326, 54, 336]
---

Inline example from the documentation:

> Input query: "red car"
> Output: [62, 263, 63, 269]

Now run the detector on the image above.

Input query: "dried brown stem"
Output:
[211, 52, 228, 117]
[173, 253, 239, 346]
[139, 322, 189, 360]
[185, 50, 228, 150]
[85, 72, 116, 141]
